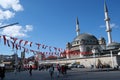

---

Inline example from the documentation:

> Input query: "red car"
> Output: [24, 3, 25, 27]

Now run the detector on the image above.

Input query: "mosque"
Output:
[65, 1, 120, 59]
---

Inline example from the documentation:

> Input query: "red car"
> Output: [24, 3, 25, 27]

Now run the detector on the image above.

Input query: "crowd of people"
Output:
[38, 63, 68, 79]
[48, 64, 68, 80]
[0, 63, 68, 80]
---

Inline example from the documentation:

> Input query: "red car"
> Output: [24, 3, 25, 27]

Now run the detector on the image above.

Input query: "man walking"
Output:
[29, 65, 32, 76]
[49, 64, 54, 80]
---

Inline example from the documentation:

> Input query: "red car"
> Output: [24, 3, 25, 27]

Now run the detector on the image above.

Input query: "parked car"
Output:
[67, 62, 76, 69]
[77, 65, 85, 68]
[73, 64, 78, 68]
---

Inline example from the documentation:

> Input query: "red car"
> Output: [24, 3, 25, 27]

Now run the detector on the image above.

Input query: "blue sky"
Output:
[0, 0, 120, 58]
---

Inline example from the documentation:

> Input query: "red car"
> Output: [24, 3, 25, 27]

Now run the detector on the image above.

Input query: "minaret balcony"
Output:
[104, 18, 110, 21]
[106, 29, 112, 32]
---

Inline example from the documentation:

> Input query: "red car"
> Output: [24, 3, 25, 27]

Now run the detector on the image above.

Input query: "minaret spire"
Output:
[104, 1, 112, 44]
[76, 17, 80, 36]
[104, 0, 108, 12]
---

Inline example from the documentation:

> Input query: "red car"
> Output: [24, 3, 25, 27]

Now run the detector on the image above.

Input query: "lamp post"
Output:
[0, 22, 18, 29]
[57, 55, 60, 64]
[14, 50, 18, 67]
[92, 48, 96, 69]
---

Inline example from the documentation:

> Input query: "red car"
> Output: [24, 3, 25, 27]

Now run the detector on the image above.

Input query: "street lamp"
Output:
[15, 50, 18, 66]
[92, 48, 96, 69]
[0, 22, 18, 29]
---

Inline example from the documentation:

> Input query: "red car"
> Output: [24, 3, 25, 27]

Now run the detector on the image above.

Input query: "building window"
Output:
[77, 41, 79, 44]
[86, 47, 91, 52]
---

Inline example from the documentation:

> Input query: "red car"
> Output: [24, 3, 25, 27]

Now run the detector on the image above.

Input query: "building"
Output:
[65, 1, 120, 59]
[0, 53, 21, 68]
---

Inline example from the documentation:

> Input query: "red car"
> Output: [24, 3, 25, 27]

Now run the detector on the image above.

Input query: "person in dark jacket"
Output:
[0, 67, 5, 80]
[29, 65, 32, 76]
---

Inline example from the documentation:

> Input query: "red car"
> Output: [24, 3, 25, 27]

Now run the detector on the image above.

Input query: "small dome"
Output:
[73, 33, 99, 45]
[99, 37, 105, 40]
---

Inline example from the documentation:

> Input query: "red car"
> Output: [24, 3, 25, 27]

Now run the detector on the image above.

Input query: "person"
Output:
[49, 64, 54, 80]
[0, 66, 5, 80]
[64, 65, 67, 74]
[56, 64, 61, 77]
[14, 67, 17, 75]
[29, 65, 32, 76]
[91, 65, 94, 69]
[18, 65, 21, 72]
[57, 64, 61, 73]
[61, 65, 65, 76]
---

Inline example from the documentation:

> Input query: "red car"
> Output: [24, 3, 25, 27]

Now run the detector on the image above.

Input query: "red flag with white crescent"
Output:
[30, 42, 32, 47]
[7, 40, 10, 47]
[3, 35, 7, 45]
[24, 41, 28, 46]
[19, 40, 23, 45]
[16, 44, 18, 50]
[36, 43, 41, 49]
[11, 41, 14, 49]
[10, 37, 18, 43]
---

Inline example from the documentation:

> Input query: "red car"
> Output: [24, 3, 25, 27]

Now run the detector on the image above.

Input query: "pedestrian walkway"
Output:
[3, 70, 71, 80]
[2, 68, 120, 80]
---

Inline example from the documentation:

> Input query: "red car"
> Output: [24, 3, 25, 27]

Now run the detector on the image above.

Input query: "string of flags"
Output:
[0, 35, 65, 56]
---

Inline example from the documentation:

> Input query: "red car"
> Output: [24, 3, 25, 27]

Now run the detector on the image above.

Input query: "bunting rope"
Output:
[0, 35, 65, 58]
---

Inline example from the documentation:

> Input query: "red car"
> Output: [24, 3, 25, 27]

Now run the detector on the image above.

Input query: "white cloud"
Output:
[23, 25, 33, 32]
[0, 0, 23, 11]
[99, 25, 105, 28]
[99, 23, 119, 29]
[0, 0, 23, 21]
[110, 23, 119, 28]
[0, 25, 33, 37]
[0, 0, 33, 38]
[0, 9, 15, 20]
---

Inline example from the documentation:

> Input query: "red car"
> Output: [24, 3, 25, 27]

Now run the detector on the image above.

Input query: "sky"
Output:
[0, 0, 120, 58]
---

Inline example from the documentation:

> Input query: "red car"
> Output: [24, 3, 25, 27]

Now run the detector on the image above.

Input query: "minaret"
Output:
[76, 17, 80, 36]
[104, 1, 112, 44]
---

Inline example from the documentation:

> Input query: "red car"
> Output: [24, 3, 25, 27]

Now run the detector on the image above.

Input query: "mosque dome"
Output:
[72, 33, 99, 45]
